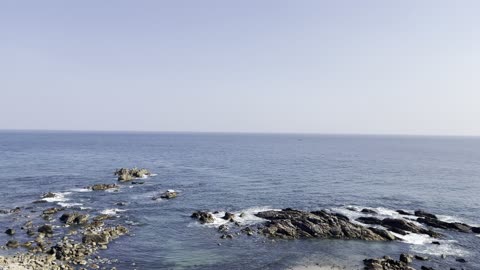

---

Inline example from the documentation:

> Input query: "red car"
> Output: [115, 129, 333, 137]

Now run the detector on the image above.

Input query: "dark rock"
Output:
[5, 228, 15, 236]
[414, 210, 437, 219]
[60, 212, 89, 225]
[421, 267, 434, 270]
[131, 181, 145, 185]
[396, 210, 413, 215]
[222, 212, 235, 221]
[417, 217, 471, 233]
[38, 224, 54, 234]
[357, 217, 383, 225]
[361, 208, 378, 214]
[382, 218, 440, 238]
[455, 258, 466, 263]
[431, 241, 441, 245]
[89, 184, 119, 191]
[415, 255, 429, 261]
[472, 227, 480, 233]
[191, 211, 215, 224]
[255, 209, 391, 240]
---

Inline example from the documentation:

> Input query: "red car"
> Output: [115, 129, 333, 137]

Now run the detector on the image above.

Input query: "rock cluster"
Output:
[255, 209, 393, 240]
[356, 217, 440, 237]
[153, 190, 178, 200]
[191, 211, 215, 224]
[114, 168, 151, 182]
[364, 255, 415, 270]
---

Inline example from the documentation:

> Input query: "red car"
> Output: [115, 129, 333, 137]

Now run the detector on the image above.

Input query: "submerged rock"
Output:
[396, 210, 413, 216]
[38, 224, 54, 235]
[89, 183, 119, 191]
[114, 168, 151, 182]
[4, 228, 15, 236]
[255, 209, 391, 240]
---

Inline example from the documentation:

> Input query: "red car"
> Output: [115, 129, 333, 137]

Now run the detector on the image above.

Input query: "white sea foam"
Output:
[70, 188, 92, 193]
[411, 239, 470, 257]
[58, 202, 83, 208]
[101, 208, 127, 215]
[41, 192, 72, 203]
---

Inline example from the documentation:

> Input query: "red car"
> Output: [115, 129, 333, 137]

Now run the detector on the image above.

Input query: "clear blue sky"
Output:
[1, 1, 479, 135]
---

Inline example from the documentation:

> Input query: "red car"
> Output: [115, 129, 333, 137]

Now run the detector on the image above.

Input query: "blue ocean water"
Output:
[0, 131, 479, 269]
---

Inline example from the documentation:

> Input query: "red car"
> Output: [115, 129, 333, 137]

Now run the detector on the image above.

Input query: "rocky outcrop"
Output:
[89, 183, 119, 191]
[361, 208, 378, 214]
[191, 211, 215, 224]
[114, 168, 151, 182]
[255, 209, 392, 240]
[417, 217, 472, 233]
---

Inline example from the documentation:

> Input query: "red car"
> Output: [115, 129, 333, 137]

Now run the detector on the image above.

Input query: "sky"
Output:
[1, 0, 479, 135]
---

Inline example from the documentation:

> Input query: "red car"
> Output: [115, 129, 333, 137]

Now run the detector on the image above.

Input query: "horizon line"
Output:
[0, 128, 479, 139]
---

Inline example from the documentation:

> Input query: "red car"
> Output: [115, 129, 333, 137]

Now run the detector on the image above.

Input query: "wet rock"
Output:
[417, 217, 472, 233]
[220, 234, 233, 239]
[42, 192, 56, 198]
[382, 218, 440, 238]
[415, 255, 429, 261]
[60, 212, 89, 225]
[369, 227, 398, 241]
[361, 208, 378, 214]
[255, 209, 391, 240]
[472, 227, 480, 233]
[431, 241, 441, 245]
[43, 207, 65, 215]
[89, 184, 119, 191]
[153, 190, 178, 200]
[115, 168, 151, 182]
[357, 217, 383, 225]
[364, 256, 415, 270]
[400, 253, 413, 264]
[38, 224, 54, 235]
[222, 212, 235, 221]
[455, 258, 466, 263]
[396, 210, 413, 215]
[4, 228, 15, 236]
[93, 214, 114, 222]
[218, 224, 229, 232]
[414, 210, 437, 219]
[132, 181, 145, 185]
[191, 211, 215, 224]
[6, 240, 19, 248]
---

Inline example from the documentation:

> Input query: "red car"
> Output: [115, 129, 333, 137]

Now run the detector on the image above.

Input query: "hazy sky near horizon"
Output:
[1, 1, 479, 135]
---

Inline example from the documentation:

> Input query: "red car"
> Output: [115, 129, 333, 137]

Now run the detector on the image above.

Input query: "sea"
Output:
[0, 131, 479, 269]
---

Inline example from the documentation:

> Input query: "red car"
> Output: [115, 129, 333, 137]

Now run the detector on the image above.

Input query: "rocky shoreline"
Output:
[0, 168, 154, 270]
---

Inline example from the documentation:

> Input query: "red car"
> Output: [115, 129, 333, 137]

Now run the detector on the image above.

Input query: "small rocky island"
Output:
[114, 168, 151, 182]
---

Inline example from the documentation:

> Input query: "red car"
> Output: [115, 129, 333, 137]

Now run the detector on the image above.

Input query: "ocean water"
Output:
[0, 131, 479, 269]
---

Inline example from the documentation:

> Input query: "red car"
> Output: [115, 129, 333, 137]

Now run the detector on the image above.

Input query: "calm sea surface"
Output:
[0, 131, 479, 269]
